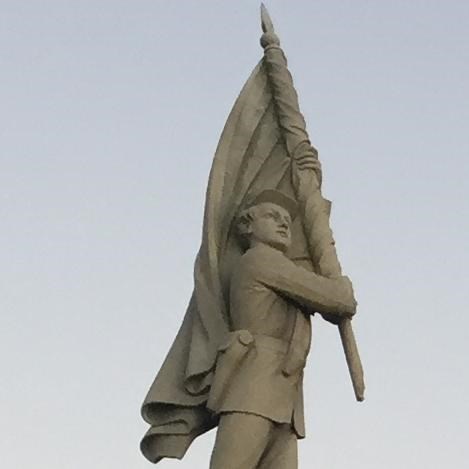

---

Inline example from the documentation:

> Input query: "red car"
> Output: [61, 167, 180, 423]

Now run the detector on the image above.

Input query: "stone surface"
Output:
[140, 5, 363, 467]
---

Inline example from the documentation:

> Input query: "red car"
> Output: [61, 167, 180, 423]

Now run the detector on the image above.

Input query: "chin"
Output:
[277, 236, 291, 251]
[269, 239, 290, 252]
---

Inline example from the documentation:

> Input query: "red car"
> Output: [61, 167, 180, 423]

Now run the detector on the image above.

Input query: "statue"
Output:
[140, 5, 364, 468]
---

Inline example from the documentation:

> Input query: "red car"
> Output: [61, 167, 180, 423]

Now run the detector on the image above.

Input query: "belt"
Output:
[221, 330, 306, 376]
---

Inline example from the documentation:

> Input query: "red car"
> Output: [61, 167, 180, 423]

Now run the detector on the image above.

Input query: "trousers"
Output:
[209, 412, 298, 469]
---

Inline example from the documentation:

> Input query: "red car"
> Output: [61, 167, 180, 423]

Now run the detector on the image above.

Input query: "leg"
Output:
[258, 423, 298, 469]
[210, 412, 274, 469]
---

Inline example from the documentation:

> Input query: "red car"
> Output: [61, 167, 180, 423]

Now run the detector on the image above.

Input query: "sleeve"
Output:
[255, 249, 355, 316]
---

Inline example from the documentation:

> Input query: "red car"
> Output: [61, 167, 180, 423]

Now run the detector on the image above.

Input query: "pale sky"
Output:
[1, 1, 469, 468]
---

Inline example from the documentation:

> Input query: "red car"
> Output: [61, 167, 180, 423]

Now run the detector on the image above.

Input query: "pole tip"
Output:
[260, 3, 274, 33]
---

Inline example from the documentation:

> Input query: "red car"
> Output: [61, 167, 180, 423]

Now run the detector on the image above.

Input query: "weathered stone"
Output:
[140, 5, 363, 467]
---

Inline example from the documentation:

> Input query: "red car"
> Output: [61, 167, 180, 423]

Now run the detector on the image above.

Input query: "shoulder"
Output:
[239, 245, 288, 271]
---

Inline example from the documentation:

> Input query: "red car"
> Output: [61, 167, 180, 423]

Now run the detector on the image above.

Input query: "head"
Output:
[237, 190, 297, 252]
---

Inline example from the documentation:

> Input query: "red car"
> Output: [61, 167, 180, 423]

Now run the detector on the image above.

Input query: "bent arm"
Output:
[257, 248, 355, 316]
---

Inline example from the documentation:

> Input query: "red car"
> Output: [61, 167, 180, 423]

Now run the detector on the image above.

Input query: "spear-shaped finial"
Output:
[260, 3, 280, 49]
[260, 3, 275, 33]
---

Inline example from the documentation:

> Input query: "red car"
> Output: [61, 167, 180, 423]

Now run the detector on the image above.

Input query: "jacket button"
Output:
[238, 330, 253, 346]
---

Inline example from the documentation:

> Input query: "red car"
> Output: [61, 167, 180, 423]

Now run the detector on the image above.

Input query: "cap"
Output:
[248, 189, 298, 220]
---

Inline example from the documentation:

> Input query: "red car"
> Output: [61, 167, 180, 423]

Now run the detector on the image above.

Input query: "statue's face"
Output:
[249, 202, 292, 251]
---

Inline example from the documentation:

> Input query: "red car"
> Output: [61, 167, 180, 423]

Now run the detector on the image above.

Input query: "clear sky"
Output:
[2, 1, 469, 468]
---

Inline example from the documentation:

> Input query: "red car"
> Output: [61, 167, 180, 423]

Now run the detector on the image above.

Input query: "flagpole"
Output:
[260, 3, 365, 401]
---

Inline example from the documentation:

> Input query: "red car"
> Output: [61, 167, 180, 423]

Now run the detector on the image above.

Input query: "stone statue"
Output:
[207, 189, 356, 468]
[140, 5, 364, 468]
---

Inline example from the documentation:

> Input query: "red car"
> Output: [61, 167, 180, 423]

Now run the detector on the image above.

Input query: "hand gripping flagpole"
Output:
[260, 4, 365, 401]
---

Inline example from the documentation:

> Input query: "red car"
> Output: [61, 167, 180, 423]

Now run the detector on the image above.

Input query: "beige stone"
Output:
[140, 4, 363, 467]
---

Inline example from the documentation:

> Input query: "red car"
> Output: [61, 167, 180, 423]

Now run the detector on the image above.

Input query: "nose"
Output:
[279, 219, 288, 230]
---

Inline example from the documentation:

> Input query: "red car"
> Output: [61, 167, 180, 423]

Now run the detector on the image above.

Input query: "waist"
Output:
[224, 330, 289, 354]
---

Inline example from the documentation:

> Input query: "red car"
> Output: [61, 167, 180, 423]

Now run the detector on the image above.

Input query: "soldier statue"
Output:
[207, 188, 356, 468]
[140, 5, 363, 468]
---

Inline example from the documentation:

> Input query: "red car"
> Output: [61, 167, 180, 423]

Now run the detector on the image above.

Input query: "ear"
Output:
[237, 208, 253, 236]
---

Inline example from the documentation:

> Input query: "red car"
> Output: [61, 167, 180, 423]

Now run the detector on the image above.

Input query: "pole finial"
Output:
[260, 3, 275, 33]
